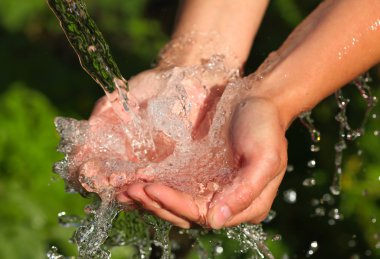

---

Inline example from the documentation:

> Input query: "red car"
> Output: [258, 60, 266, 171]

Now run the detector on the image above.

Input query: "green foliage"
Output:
[0, 83, 87, 258]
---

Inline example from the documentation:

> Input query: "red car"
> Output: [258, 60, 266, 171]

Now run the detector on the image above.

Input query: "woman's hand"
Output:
[137, 95, 289, 229]
[207, 97, 288, 228]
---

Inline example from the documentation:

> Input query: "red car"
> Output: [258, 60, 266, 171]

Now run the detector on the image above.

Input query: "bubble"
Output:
[303, 178, 316, 187]
[307, 159, 316, 168]
[283, 189, 297, 204]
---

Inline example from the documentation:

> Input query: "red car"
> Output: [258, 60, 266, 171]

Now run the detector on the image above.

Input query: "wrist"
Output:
[245, 67, 309, 130]
[157, 31, 243, 72]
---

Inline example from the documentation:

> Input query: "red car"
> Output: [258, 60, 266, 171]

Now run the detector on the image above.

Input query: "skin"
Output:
[110, 0, 380, 229]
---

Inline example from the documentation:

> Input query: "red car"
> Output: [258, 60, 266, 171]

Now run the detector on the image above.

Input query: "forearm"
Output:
[159, 0, 269, 69]
[251, 0, 380, 128]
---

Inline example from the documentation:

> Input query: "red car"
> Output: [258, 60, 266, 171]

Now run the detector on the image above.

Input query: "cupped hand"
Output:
[206, 96, 288, 228]
[102, 65, 236, 229]
[130, 94, 288, 229]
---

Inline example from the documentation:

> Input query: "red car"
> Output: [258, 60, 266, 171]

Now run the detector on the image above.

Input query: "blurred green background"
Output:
[0, 0, 379, 258]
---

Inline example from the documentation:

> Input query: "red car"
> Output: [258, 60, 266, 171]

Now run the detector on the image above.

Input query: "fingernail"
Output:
[151, 200, 162, 209]
[211, 205, 231, 229]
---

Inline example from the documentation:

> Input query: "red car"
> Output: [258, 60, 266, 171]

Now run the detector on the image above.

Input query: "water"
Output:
[49, 0, 272, 258]
[48, 1, 379, 258]
[47, 0, 156, 160]
[330, 74, 376, 196]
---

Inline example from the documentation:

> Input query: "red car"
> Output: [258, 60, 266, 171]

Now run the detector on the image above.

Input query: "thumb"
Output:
[207, 150, 283, 229]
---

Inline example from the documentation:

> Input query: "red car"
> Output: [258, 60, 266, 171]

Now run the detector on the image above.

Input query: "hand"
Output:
[90, 64, 235, 228]
[132, 94, 288, 229]
[207, 96, 288, 228]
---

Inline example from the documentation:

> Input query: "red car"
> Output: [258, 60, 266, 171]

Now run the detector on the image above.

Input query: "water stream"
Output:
[48, 0, 272, 258]
[48, 0, 378, 258]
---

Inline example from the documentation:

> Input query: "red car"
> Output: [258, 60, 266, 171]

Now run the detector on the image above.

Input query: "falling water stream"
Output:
[48, 0, 273, 258]
[47, 0, 378, 258]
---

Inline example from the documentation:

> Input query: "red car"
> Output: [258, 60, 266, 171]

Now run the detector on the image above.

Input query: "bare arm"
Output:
[206, 0, 380, 229]
[253, 0, 380, 128]
[159, 0, 270, 69]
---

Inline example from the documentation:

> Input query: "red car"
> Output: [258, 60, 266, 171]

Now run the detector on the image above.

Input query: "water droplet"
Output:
[330, 185, 341, 196]
[310, 144, 320, 152]
[47, 246, 64, 259]
[350, 254, 360, 259]
[335, 141, 347, 152]
[314, 207, 326, 217]
[306, 241, 318, 257]
[348, 239, 357, 247]
[264, 210, 277, 223]
[286, 164, 294, 172]
[303, 178, 316, 187]
[214, 245, 223, 254]
[371, 217, 377, 223]
[372, 113, 377, 119]
[374, 130, 379, 136]
[283, 189, 297, 204]
[307, 159, 316, 168]
[328, 208, 343, 220]
[311, 199, 320, 206]
[322, 193, 335, 205]
[271, 234, 282, 241]
[311, 129, 321, 143]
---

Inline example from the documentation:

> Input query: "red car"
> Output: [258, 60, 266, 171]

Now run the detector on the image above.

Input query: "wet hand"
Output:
[207, 97, 288, 228]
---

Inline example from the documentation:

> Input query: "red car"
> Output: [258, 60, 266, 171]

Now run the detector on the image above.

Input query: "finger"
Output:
[116, 188, 134, 204]
[144, 183, 200, 222]
[207, 148, 286, 229]
[125, 183, 191, 229]
[223, 169, 285, 227]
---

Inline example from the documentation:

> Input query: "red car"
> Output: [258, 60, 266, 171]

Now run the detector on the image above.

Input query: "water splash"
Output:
[299, 111, 321, 143]
[223, 224, 274, 259]
[47, 0, 156, 159]
[73, 196, 120, 258]
[47, 246, 64, 259]
[47, 0, 129, 100]
[331, 73, 377, 195]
